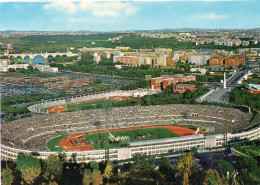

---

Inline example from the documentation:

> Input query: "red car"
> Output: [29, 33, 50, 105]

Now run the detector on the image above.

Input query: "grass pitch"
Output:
[84, 127, 179, 149]
[47, 134, 69, 152]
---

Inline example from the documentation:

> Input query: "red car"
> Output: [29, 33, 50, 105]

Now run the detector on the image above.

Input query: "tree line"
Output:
[2, 149, 259, 185]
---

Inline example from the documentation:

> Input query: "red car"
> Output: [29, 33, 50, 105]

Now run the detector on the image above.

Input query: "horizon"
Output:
[1, 27, 260, 32]
[0, 0, 260, 32]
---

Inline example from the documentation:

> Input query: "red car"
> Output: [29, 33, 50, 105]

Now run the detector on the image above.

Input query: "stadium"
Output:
[1, 102, 260, 163]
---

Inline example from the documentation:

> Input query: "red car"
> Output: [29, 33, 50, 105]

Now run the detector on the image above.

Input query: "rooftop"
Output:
[129, 134, 204, 147]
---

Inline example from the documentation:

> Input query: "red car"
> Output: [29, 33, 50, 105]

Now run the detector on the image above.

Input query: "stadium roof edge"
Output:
[129, 134, 204, 147]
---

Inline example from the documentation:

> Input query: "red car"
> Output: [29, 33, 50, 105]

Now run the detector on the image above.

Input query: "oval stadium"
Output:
[1, 104, 260, 163]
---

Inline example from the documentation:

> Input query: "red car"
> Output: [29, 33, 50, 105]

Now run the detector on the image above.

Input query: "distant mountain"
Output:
[1, 28, 259, 33]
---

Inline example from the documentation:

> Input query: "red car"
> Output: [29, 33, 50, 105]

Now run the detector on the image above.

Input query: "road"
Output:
[198, 69, 250, 103]
[201, 88, 230, 103]
[227, 70, 248, 85]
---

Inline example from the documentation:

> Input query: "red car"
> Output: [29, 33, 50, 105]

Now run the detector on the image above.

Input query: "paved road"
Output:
[10, 102, 35, 108]
[202, 88, 230, 103]
[198, 69, 250, 103]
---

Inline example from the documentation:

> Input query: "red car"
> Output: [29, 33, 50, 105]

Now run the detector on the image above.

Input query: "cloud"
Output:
[43, 2, 78, 14]
[196, 12, 228, 20]
[13, 4, 21, 9]
[43, 1, 140, 17]
[68, 18, 91, 23]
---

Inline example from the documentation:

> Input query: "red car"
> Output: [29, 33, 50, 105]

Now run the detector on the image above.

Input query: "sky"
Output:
[0, 0, 259, 31]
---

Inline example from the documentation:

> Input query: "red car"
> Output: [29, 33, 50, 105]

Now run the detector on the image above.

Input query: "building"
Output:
[34, 65, 58, 73]
[173, 84, 196, 93]
[44, 82, 70, 90]
[0, 64, 8, 72]
[0, 59, 11, 65]
[4, 76, 70, 84]
[32, 76, 69, 83]
[188, 55, 210, 65]
[6, 43, 13, 49]
[0, 64, 29, 73]
[184, 52, 196, 61]
[1, 126, 259, 162]
[44, 78, 93, 91]
[209, 55, 245, 66]
[154, 48, 172, 52]
[3, 77, 32, 84]
[224, 55, 245, 66]
[209, 56, 225, 66]
[150, 75, 196, 90]
[246, 84, 260, 94]
[190, 68, 207, 75]
[69, 78, 93, 86]
[113, 51, 174, 67]
[116, 46, 130, 51]
[0, 64, 58, 73]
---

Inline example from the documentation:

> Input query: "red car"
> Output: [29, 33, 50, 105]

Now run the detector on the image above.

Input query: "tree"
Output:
[49, 181, 59, 185]
[16, 154, 41, 184]
[82, 169, 93, 185]
[216, 160, 234, 178]
[8, 68, 16, 73]
[90, 161, 99, 170]
[132, 154, 155, 170]
[46, 154, 63, 178]
[94, 79, 102, 84]
[72, 153, 77, 163]
[27, 65, 34, 72]
[159, 156, 172, 175]
[58, 152, 67, 162]
[93, 169, 103, 185]
[191, 147, 198, 154]
[1, 167, 14, 185]
[103, 160, 113, 180]
[164, 84, 174, 94]
[177, 152, 195, 185]
[203, 169, 226, 185]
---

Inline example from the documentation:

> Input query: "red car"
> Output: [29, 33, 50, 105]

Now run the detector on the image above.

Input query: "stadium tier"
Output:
[1, 104, 260, 163]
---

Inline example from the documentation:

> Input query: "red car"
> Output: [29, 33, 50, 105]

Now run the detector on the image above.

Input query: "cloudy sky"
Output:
[0, 0, 259, 31]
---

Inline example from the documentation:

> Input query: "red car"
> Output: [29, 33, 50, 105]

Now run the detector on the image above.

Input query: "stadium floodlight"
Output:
[145, 75, 152, 106]
[102, 99, 112, 161]
[223, 96, 229, 147]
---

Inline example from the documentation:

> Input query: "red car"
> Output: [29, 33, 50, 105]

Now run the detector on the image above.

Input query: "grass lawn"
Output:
[84, 127, 179, 149]
[235, 146, 260, 157]
[47, 134, 69, 152]
[64, 98, 116, 111]
[48, 97, 138, 112]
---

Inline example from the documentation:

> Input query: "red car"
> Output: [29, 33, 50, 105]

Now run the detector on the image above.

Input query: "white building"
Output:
[0, 64, 8, 72]
[0, 64, 29, 72]
[34, 64, 58, 73]
[1, 126, 260, 163]
[188, 55, 210, 65]
[190, 68, 208, 75]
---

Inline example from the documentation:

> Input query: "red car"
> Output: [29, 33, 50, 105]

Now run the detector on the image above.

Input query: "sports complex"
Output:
[1, 88, 260, 163]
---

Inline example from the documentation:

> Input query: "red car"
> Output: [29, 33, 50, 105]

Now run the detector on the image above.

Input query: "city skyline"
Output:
[0, 0, 260, 31]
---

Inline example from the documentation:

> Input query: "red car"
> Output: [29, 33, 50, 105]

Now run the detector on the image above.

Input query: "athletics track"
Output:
[59, 125, 204, 151]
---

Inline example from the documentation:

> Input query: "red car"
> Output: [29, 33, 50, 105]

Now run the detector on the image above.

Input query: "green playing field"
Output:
[84, 127, 179, 149]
